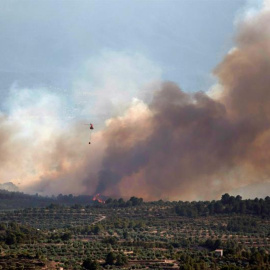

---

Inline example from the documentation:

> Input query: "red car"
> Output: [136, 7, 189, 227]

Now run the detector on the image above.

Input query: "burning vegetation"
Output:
[92, 193, 105, 204]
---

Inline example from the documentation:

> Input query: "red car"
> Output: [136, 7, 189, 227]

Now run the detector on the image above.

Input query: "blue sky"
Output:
[0, 0, 263, 97]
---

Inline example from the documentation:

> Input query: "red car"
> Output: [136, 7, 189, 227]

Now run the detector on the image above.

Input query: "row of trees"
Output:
[105, 196, 144, 207]
[0, 222, 42, 245]
[82, 252, 127, 269]
[175, 194, 270, 217]
[226, 217, 258, 233]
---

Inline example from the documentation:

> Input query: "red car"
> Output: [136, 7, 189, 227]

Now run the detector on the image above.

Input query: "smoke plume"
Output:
[1, 7, 270, 200]
[92, 8, 270, 200]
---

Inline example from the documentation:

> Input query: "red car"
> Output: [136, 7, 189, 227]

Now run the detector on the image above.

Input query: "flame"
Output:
[92, 193, 105, 204]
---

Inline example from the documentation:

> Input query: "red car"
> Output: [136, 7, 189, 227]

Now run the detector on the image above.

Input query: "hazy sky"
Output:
[0, 0, 261, 95]
[0, 0, 269, 200]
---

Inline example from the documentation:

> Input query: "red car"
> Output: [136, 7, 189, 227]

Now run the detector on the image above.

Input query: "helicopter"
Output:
[84, 123, 94, 144]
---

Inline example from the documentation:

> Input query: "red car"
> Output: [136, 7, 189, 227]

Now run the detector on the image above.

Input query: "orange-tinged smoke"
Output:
[90, 10, 270, 200]
[1, 7, 270, 201]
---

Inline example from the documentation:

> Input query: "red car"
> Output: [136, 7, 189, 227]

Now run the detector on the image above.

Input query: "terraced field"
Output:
[0, 200, 269, 269]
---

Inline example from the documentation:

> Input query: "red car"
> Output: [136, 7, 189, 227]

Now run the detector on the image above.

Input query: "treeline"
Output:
[0, 189, 53, 209]
[0, 190, 104, 209]
[175, 194, 270, 217]
[0, 189, 144, 210]
[0, 189, 269, 217]
[105, 196, 143, 207]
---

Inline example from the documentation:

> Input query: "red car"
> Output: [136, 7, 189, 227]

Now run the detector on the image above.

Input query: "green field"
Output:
[0, 194, 269, 269]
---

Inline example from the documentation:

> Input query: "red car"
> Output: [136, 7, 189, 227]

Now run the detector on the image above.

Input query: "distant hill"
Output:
[0, 182, 19, 192]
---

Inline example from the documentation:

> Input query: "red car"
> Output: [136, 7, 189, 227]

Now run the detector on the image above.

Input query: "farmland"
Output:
[0, 194, 269, 269]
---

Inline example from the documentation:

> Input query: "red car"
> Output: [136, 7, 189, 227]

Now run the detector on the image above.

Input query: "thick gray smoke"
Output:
[91, 10, 270, 200]
[1, 6, 270, 201]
